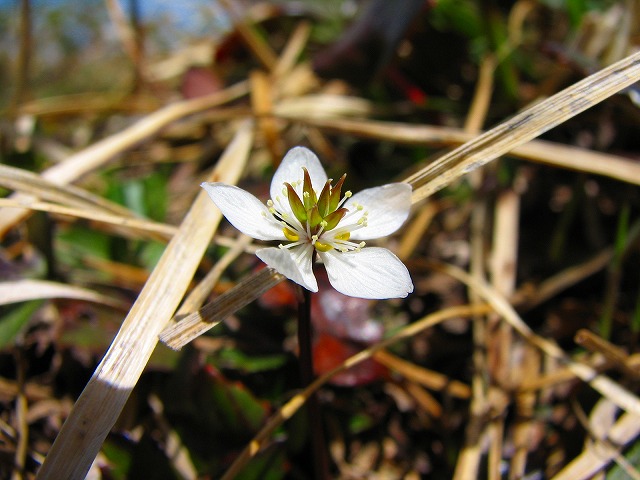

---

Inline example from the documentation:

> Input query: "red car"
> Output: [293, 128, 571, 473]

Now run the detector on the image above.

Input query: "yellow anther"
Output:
[315, 241, 333, 252]
[345, 191, 352, 198]
[267, 199, 274, 206]
[335, 232, 351, 241]
[283, 227, 300, 241]
[359, 241, 366, 248]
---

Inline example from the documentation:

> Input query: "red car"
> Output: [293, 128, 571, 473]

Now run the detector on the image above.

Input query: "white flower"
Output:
[201, 147, 414, 299]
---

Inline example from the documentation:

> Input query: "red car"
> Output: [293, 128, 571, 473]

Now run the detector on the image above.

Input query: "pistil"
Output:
[265, 169, 370, 254]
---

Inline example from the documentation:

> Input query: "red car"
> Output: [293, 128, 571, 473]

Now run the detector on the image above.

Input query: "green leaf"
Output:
[215, 348, 288, 373]
[101, 439, 133, 480]
[139, 241, 166, 270]
[57, 225, 111, 260]
[0, 301, 43, 349]
[607, 437, 640, 479]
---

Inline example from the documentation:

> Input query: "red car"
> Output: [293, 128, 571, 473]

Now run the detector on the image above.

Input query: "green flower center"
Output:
[265, 168, 368, 253]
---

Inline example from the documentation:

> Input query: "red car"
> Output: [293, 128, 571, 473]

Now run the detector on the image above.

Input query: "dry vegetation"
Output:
[2, 0, 640, 478]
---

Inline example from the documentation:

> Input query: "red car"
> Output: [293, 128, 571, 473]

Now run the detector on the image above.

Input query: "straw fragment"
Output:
[0, 280, 126, 309]
[35, 120, 254, 480]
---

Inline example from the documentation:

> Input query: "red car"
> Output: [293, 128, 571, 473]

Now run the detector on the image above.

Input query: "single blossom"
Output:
[202, 146, 413, 299]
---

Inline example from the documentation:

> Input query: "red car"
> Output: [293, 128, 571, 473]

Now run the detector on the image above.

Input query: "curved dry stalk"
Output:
[0, 280, 126, 309]
[220, 303, 493, 480]
[512, 248, 614, 311]
[0, 163, 136, 217]
[0, 198, 261, 254]
[35, 121, 254, 480]
[0, 197, 177, 241]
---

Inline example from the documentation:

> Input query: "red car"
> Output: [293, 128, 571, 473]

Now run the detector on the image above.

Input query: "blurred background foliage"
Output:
[1, 0, 640, 478]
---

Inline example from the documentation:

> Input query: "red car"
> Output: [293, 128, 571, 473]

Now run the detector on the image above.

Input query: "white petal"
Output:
[270, 147, 328, 201]
[319, 247, 413, 299]
[347, 183, 412, 240]
[256, 245, 318, 292]
[201, 183, 285, 241]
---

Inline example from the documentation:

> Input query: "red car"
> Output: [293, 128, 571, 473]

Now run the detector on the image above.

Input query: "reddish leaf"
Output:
[313, 333, 386, 387]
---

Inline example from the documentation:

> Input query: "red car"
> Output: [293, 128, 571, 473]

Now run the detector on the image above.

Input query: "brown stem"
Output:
[297, 286, 329, 479]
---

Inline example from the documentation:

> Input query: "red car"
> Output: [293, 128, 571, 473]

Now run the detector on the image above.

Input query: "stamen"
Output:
[316, 219, 328, 237]
[336, 191, 353, 209]
[283, 227, 299, 241]
[315, 241, 333, 252]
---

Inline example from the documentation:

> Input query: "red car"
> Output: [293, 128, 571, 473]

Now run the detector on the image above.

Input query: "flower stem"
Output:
[297, 287, 329, 479]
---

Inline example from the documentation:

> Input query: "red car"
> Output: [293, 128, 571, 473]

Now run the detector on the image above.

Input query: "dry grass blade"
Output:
[159, 267, 285, 350]
[0, 198, 177, 241]
[512, 248, 614, 311]
[406, 51, 640, 201]
[272, 21, 311, 78]
[430, 261, 640, 417]
[0, 197, 259, 252]
[289, 113, 640, 189]
[0, 280, 126, 309]
[552, 411, 640, 480]
[0, 81, 249, 238]
[275, 95, 374, 119]
[0, 163, 136, 217]
[373, 349, 471, 399]
[35, 120, 254, 480]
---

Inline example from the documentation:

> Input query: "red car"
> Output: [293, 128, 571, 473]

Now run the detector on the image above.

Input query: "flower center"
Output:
[265, 168, 368, 254]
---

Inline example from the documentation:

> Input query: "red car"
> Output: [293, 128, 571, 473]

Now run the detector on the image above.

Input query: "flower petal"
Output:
[201, 183, 285, 241]
[256, 245, 318, 292]
[347, 183, 412, 240]
[271, 147, 328, 201]
[319, 247, 413, 299]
